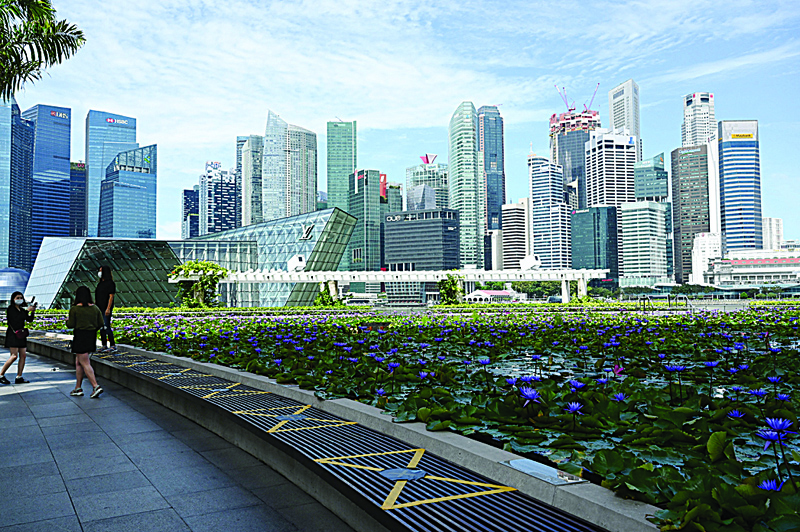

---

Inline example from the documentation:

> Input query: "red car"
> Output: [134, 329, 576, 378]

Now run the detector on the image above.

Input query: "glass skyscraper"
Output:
[241, 135, 264, 226]
[85, 111, 137, 236]
[448, 102, 483, 268]
[327, 120, 357, 213]
[529, 154, 570, 269]
[406, 159, 448, 209]
[571, 206, 618, 279]
[718, 120, 762, 251]
[634, 153, 672, 278]
[99, 145, 157, 239]
[407, 184, 436, 211]
[477, 106, 505, 230]
[0, 98, 34, 271]
[671, 145, 713, 284]
[549, 110, 601, 209]
[69, 162, 87, 237]
[199, 162, 238, 235]
[181, 186, 200, 239]
[345, 169, 382, 278]
[21, 105, 71, 267]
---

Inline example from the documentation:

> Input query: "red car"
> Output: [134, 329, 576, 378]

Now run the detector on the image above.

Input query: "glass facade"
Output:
[529, 155, 570, 269]
[241, 135, 264, 225]
[0, 268, 30, 306]
[671, 145, 711, 284]
[345, 170, 382, 276]
[326, 121, 357, 212]
[1, 99, 34, 271]
[634, 153, 668, 201]
[199, 162, 238, 235]
[85, 111, 138, 237]
[21, 105, 71, 267]
[477, 106, 505, 230]
[182, 186, 200, 239]
[570, 206, 618, 278]
[407, 184, 436, 211]
[549, 110, 601, 210]
[718, 121, 762, 251]
[99, 145, 157, 239]
[69, 162, 87, 237]
[406, 162, 448, 209]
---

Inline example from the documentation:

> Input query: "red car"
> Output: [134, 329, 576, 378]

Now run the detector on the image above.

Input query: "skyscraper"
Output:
[69, 162, 87, 237]
[85, 111, 138, 236]
[406, 184, 436, 211]
[241, 135, 264, 226]
[634, 153, 673, 278]
[182, 186, 200, 239]
[549, 109, 601, 209]
[477, 105, 505, 230]
[618, 201, 668, 281]
[99, 144, 157, 239]
[0, 98, 34, 271]
[501, 199, 531, 270]
[448, 102, 484, 268]
[682, 92, 716, 147]
[199, 161, 238, 235]
[327, 120, 357, 212]
[406, 155, 448, 209]
[585, 129, 638, 208]
[345, 169, 382, 283]
[234, 135, 248, 228]
[763, 217, 783, 250]
[262, 110, 317, 222]
[529, 154, 570, 269]
[718, 120, 762, 251]
[571, 206, 618, 279]
[22, 105, 71, 266]
[608, 79, 641, 160]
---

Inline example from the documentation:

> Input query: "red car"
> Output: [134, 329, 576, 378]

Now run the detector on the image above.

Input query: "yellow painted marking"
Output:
[232, 404, 310, 417]
[406, 448, 424, 468]
[268, 419, 291, 433]
[382, 481, 407, 510]
[268, 422, 356, 433]
[385, 487, 516, 510]
[314, 449, 426, 463]
[422, 475, 516, 489]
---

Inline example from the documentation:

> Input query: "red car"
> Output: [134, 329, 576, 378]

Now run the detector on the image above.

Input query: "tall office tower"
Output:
[682, 92, 716, 146]
[718, 120, 762, 251]
[618, 201, 668, 280]
[549, 109, 601, 209]
[406, 155, 449, 208]
[85, 111, 137, 236]
[199, 161, 238, 235]
[608, 79, 641, 160]
[501, 199, 531, 270]
[690, 232, 724, 284]
[316, 191, 328, 210]
[671, 145, 715, 284]
[448, 102, 484, 268]
[241, 135, 264, 226]
[762, 217, 783, 250]
[484, 230, 503, 270]
[529, 155, 570, 269]
[69, 162, 87, 237]
[0, 98, 34, 271]
[234, 136, 248, 228]
[345, 170, 382, 286]
[181, 185, 200, 239]
[21, 105, 71, 266]
[477, 105, 505, 230]
[571, 206, 619, 279]
[585, 129, 638, 208]
[634, 152, 673, 278]
[384, 181, 403, 213]
[327, 120, 357, 212]
[407, 184, 436, 211]
[99, 145, 157, 238]
[262, 110, 317, 222]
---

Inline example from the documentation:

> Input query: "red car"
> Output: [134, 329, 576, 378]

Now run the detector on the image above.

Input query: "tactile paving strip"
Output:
[33, 334, 605, 532]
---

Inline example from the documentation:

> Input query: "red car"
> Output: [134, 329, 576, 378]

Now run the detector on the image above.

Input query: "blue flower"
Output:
[274, 358, 282, 365]
[520, 387, 541, 406]
[418, 371, 429, 380]
[325, 370, 333, 375]
[375, 388, 385, 396]
[564, 402, 584, 415]
[727, 410, 745, 419]
[704, 361, 719, 368]
[531, 354, 542, 361]
[738, 364, 749, 371]
[758, 479, 785, 491]
[611, 392, 628, 402]
[767, 376, 781, 384]
[748, 389, 768, 398]
[568, 379, 586, 390]
[388, 362, 400, 371]
[765, 418, 794, 432]
[478, 358, 491, 365]
[596, 378, 609, 385]
[664, 365, 686, 372]
[756, 430, 788, 451]
[506, 377, 518, 386]
[776, 393, 791, 401]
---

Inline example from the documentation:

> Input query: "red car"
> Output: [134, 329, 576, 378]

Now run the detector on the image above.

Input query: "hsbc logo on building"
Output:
[106, 118, 129, 124]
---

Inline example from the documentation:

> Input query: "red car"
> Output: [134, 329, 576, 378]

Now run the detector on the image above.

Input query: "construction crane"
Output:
[554, 85, 575, 112]
[583, 83, 600, 112]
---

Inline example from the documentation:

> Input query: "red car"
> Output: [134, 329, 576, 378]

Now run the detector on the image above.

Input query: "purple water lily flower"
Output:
[568, 379, 586, 390]
[611, 392, 628, 402]
[727, 410, 745, 419]
[758, 479, 785, 491]
[776, 393, 791, 401]
[375, 388, 385, 396]
[478, 358, 491, 365]
[506, 377, 518, 386]
[765, 418, 795, 432]
[388, 362, 400, 372]
[418, 371, 429, 380]
[564, 402, 584, 415]
[756, 430, 788, 451]
[519, 387, 541, 406]
[767, 376, 781, 384]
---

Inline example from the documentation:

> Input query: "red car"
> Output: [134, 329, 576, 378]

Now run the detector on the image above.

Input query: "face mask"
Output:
[99, 271, 103, 279]
[14, 299, 24, 305]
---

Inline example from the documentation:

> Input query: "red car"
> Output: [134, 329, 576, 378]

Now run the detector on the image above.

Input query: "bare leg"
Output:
[16, 348, 26, 377]
[1, 349, 19, 376]
[76, 353, 98, 388]
[75, 356, 84, 389]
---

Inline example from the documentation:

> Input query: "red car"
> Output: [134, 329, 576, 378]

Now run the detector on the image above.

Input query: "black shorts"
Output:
[71, 329, 98, 354]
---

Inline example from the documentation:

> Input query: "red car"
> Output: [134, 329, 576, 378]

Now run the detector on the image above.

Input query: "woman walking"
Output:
[95, 266, 117, 353]
[1, 291, 36, 384]
[66, 286, 104, 398]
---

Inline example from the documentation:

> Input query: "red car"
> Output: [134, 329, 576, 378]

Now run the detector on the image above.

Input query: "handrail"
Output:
[675, 295, 694, 313]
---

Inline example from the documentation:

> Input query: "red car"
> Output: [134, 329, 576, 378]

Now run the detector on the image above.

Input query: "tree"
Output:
[169, 261, 229, 308]
[437, 273, 464, 305]
[476, 281, 505, 290]
[314, 282, 343, 307]
[1, 0, 85, 100]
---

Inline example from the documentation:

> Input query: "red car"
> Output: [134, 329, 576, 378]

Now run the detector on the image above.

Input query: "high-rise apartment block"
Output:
[549, 109, 601, 209]
[22, 105, 71, 266]
[618, 201, 668, 281]
[85, 111, 137, 236]
[529, 155, 570, 269]
[406, 155, 448, 209]
[69, 162, 87, 237]
[763, 217, 783, 250]
[241, 135, 264, 226]
[501, 199, 531, 270]
[326, 120, 357, 213]
[182, 186, 200, 239]
[199, 161, 238, 235]
[571, 206, 618, 279]
[99, 145, 157, 239]
[0, 98, 34, 271]
[477, 106, 505, 230]
[448, 102, 484, 268]
[718, 120, 762, 251]
[585, 129, 638, 208]
[682, 92, 716, 146]
[262, 110, 317, 222]
[608, 79, 641, 160]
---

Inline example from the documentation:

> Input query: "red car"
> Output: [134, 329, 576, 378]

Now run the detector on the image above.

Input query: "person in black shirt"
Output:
[2, 291, 37, 384]
[95, 266, 117, 353]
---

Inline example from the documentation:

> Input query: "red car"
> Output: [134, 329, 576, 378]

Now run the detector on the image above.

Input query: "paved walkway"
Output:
[0, 349, 355, 532]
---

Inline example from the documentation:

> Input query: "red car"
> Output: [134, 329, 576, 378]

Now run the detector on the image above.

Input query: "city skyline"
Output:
[10, 0, 800, 239]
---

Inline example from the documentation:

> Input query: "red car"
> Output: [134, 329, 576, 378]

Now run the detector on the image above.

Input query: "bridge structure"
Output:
[171, 268, 610, 304]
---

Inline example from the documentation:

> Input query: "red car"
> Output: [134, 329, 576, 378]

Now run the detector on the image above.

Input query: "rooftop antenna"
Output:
[335, 116, 344, 122]
[583, 83, 600, 112]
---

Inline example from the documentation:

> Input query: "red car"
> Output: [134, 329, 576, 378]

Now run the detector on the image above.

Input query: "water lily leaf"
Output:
[416, 407, 432, 422]
[426, 419, 452, 431]
[707, 431, 726, 463]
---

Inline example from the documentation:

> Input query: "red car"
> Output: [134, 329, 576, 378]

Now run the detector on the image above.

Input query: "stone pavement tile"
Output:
[0, 515, 82, 532]
[65, 469, 152, 497]
[143, 462, 237, 496]
[98, 418, 164, 436]
[0, 424, 44, 443]
[18, 392, 68, 406]
[40, 420, 100, 436]
[277, 502, 356, 532]
[253, 482, 317, 510]
[50, 441, 126, 463]
[0, 404, 35, 418]
[37, 412, 93, 427]
[29, 401, 84, 419]
[117, 435, 193, 460]
[166, 485, 262, 518]
[106, 427, 173, 446]
[71, 485, 170, 522]
[201, 446, 263, 470]
[133, 449, 210, 476]
[0, 461, 66, 497]
[3, 490, 74, 527]
[182, 504, 298, 532]
[57, 450, 138, 481]
[86, 407, 151, 423]
[170, 428, 233, 452]
[228, 464, 290, 490]
[45, 429, 113, 450]
[0, 446, 53, 468]
[81, 508, 190, 532]
[0, 414, 45, 428]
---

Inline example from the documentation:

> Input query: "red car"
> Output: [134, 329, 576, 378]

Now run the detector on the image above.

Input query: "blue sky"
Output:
[15, 0, 800, 239]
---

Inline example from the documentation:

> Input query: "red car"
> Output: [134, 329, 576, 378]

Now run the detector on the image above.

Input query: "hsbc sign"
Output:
[106, 118, 129, 124]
